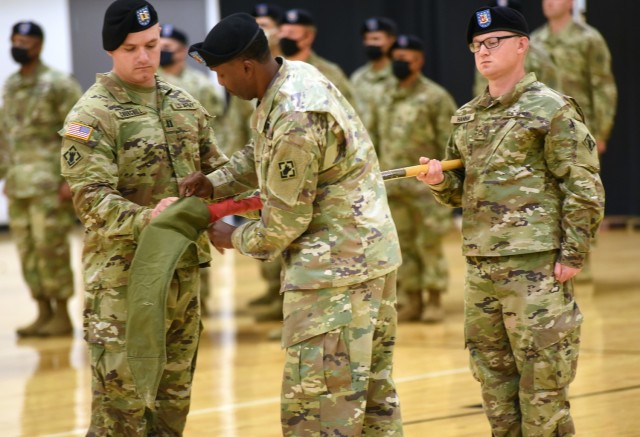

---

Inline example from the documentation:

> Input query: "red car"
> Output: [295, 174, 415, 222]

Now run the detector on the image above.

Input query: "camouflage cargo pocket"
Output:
[84, 286, 127, 349]
[282, 327, 354, 400]
[529, 327, 581, 391]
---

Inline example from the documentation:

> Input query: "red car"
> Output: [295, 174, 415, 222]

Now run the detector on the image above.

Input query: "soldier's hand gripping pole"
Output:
[381, 159, 463, 181]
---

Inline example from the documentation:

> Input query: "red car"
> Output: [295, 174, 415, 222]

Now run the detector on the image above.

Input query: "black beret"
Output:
[361, 17, 397, 36]
[467, 6, 529, 44]
[251, 3, 284, 24]
[189, 13, 262, 67]
[160, 24, 188, 45]
[102, 0, 159, 51]
[281, 9, 314, 26]
[489, 0, 523, 12]
[390, 34, 424, 52]
[12, 21, 44, 40]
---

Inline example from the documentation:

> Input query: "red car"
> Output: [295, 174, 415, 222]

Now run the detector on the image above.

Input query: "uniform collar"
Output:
[252, 57, 286, 133]
[15, 61, 47, 85]
[478, 72, 537, 109]
[97, 72, 173, 104]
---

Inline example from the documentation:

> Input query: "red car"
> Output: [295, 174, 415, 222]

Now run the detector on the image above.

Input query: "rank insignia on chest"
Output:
[65, 122, 93, 141]
[63, 145, 83, 168]
[278, 160, 296, 179]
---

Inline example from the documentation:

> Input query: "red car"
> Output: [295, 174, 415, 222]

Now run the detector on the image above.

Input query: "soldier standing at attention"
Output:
[350, 17, 397, 133]
[0, 21, 82, 337]
[158, 23, 224, 316]
[252, 3, 284, 57]
[532, 0, 617, 156]
[184, 13, 403, 435]
[419, 7, 604, 436]
[278, 8, 356, 106]
[532, 0, 617, 282]
[472, 0, 559, 97]
[59, 1, 226, 434]
[369, 35, 457, 323]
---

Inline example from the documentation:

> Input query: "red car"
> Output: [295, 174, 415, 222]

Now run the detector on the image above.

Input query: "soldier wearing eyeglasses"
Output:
[472, 0, 559, 97]
[417, 6, 604, 436]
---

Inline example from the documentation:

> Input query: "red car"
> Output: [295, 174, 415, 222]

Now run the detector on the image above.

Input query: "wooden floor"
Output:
[1, 225, 639, 437]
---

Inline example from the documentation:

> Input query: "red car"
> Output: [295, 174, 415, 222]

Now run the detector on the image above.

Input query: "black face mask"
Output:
[392, 60, 412, 81]
[279, 38, 301, 57]
[11, 46, 32, 65]
[159, 50, 175, 67]
[364, 45, 384, 61]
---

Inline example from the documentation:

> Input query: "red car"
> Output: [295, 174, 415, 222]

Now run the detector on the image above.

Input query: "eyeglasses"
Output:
[468, 35, 520, 53]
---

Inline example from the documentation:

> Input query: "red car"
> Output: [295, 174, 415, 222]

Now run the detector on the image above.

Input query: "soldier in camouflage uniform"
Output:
[185, 13, 403, 435]
[532, 0, 617, 154]
[252, 3, 284, 57]
[278, 8, 356, 106]
[369, 35, 457, 323]
[418, 7, 604, 436]
[59, 1, 227, 434]
[473, 0, 560, 97]
[0, 21, 82, 337]
[158, 24, 225, 316]
[532, 0, 617, 282]
[350, 17, 397, 133]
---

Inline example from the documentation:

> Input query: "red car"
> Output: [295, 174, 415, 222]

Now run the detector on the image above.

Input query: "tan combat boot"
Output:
[397, 292, 423, 322]
[16, 298, 53, 337]
[38, 299, 73, 336]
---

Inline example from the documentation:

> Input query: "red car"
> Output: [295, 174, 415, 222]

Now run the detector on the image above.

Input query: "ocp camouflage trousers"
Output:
[8, 193, 75, 300]
[85, 266, 201, 436]
[465, 251, 582, 437]
[281, 271, 403, 436]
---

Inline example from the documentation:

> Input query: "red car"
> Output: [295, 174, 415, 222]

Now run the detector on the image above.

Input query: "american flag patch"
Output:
[65, 122, 93, 141]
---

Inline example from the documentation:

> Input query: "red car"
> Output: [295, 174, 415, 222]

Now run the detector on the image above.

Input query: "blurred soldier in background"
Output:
[1, 21, 82, 337]
[278, 8, 356, 105]
[532, 0, 617, 155]
[472, 0, 559, 96]
[158, 23, 224, 315]
[158, 24, 224, 119]
[350, 16, 397, 134]
[370, 35, 457, 323]
[252, 3, 283, 57]
[532, 0, 617, 282]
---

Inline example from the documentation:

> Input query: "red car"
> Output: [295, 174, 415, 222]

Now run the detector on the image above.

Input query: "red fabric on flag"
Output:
[207, 196, 263, 223]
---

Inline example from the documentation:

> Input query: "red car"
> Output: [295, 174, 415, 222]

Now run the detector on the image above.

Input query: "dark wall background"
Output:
[221, 0, 637, 216]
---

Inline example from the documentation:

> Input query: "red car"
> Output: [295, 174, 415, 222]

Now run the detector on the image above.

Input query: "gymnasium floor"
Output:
[1, 225, 639, 436]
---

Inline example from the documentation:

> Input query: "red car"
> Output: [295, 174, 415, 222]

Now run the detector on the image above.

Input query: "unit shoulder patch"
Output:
[278, 160, 297, 179]
[63, 145, 83, 168]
